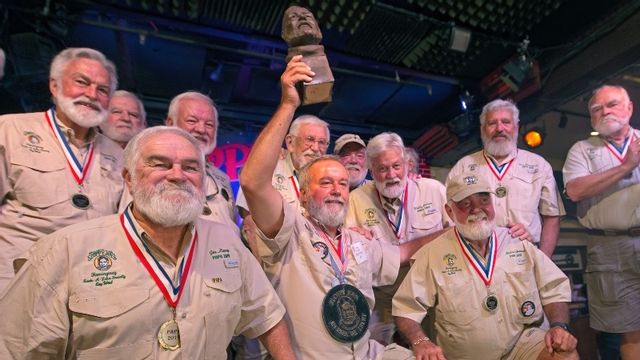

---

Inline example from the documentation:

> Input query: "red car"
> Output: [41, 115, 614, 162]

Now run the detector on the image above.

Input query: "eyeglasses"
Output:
[298, 135, 329, 149]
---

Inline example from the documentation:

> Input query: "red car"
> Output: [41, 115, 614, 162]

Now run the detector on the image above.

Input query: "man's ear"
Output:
[285, 134, 294, 150]
[165, 117, 174, 126]
[49, 78, 58, 98]
[445, 203, 454, 220]
[122, 168, 133, 195]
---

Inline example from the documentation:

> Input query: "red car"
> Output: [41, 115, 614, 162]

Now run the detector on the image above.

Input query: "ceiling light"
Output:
[449, 26, 472, 53]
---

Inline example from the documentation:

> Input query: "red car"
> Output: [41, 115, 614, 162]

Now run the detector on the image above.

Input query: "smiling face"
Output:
[126, 131, 205, 226]
[301, 159, 349, 228]
[370, 147, 407, 199]
[167, 98, 217, 155]
[101, 94, 145, 146]
[446, 193, 496, 241]
[50, 57, 111, 128]
[481, 108, 518, 158]
[282, 6, 322, 47]
[338, 142, 367, 189]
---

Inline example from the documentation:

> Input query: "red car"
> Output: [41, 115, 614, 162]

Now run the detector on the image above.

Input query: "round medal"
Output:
[202, 206, 212, 216]
[71, 193, 90, 209]
[483, 294, 498, 312]
[158, 319, 181, 350]
[495, 186, 507, 198]
[321, 284, 370, 343]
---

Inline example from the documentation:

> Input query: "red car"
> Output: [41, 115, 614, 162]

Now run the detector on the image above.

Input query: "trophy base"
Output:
[302, 81, 333, 105]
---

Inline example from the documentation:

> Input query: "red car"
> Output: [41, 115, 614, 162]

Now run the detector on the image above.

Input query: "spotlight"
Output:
[523, 127, 545, 148]
[449, 26, 472, 53]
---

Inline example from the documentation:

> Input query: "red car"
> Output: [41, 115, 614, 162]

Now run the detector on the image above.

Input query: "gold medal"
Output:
[495, 186, 507, 198]
[158, 319, 181, 350]
[483, 294, 498, 312]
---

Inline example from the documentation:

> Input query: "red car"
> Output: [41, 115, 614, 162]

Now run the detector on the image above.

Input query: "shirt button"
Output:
[181, 313, 187, 319]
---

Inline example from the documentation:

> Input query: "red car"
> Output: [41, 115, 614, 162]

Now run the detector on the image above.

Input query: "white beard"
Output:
[375, 176, 407, 199]
[132, 179, 205, 226]
[482, 133, 517, 158]
[594, 114, 628, 137]
[56, 90, 107, 128]
[454, 211, 495, 241]
[306, 195, 346, 228]
[345, 165, 367, 188]
[293, 148, 322, 168]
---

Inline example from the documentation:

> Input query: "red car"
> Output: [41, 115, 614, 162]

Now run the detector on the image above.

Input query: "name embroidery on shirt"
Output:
[209, 248, 231, 260]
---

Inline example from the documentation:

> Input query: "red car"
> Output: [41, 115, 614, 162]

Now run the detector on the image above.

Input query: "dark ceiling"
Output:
[2, 0, 640, 162]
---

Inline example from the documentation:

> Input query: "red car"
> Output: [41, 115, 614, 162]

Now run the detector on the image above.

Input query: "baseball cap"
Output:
[333, 133, 366, 154]
[446, 173, 494, 202]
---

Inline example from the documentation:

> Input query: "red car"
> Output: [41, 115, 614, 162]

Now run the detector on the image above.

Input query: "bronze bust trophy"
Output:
[282, 5, 334, 105]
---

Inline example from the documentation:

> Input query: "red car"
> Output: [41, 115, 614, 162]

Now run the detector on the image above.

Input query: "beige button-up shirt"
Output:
[563, 129, 640, 230]
[0, 111, 124, 291]
[256, 202, 401, 359]
[392, 227, 570, 359]
[448, 149, 565, 244]
[0, 212, 284, 359]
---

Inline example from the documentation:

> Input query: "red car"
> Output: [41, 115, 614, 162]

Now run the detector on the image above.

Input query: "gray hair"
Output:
[50, 48, 118, 94]
[167, 91, 218, 128]
[298, 155, 343, 191]
[123, 126, 205, 178]
[366, 132, 406, 169]
[288, 114, 330, 140]
[588, 85, 631, 108]
[479, 99, 520, 126]
[111, 90, 147, 126]
[405, 147, 420, 175]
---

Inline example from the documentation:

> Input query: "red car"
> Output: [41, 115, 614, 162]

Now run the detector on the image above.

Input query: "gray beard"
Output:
[132, 181, 205, 226]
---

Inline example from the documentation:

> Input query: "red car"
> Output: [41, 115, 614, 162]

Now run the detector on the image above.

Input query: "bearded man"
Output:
[392, 173, 578, 360]
[0, 47, 125, 292]
[345, 131, 450, 344]
[0, 126, 295, 359]
[240, 55, 436, 359]
[100, 90, 147, 148]
[447, 99, 565, 257]
[563, 85, 640, 359]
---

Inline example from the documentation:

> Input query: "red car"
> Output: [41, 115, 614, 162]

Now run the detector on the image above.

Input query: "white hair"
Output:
[50, 48, 118, 94]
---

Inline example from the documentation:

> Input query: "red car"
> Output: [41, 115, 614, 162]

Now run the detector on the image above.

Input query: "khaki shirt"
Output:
[563, 129, 640, 230]
[392, 227, 570, 360]
[237, 153, 301, 214]
[346, 178, 450, 245]
[256, 201, 400, 359]
[0, 111, 124, 290]
[448, 149, 565, 243]
[0, 213, 284, 359]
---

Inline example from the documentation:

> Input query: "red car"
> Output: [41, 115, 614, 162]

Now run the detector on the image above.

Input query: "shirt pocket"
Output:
[509, 171, 541, 213]
[10, 151, 69, 209]
[202, 267, 243, 359]
[411, 210, 441, 232]
[69, 287, 152, 358]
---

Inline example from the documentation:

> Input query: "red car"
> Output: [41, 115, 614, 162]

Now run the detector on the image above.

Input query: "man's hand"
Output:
[544, 326, 577, 355]
[413, 339, 447, 360]
[623, 138, 640, 170]
[507, 222, 533, 242]
[348, 226, 374, 240]
[280, 55, 314, 108]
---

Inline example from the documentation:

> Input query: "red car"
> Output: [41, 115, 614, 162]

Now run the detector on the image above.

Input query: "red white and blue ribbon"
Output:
[483, 151, 514, 181]
[310, 221, 350, 284]
[455, 228, 497, 286]
[120, 208, 197, 308]
[604, 135, 634, 163]
[377, 183, 408, 239]
[289, 173, 300, 199]
[44, 107, 95, 185]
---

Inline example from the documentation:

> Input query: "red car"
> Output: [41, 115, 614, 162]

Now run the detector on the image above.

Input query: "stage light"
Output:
[449, 26, 472, 53]
[523, 127, 544, 148]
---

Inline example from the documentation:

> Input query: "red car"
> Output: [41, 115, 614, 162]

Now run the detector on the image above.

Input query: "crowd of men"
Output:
[0, 33, 637, 360]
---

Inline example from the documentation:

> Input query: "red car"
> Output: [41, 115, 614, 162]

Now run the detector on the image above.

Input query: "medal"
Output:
[495, 186, 507, 198]
[483, 294, 498, 312]
[45, 108, 96, 201]
[158, 318, 181, 350]
[121, 208, 197, 351]
[71, 193, 91, 209]
[322, 284, 370, 342]
[202, 206, 212, 216]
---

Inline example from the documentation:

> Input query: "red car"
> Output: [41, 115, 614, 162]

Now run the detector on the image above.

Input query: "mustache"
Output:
[466, 212, 488, 222]
[73, 96, 104, 112]
[345, 164, 362, 171]
[324, 196, 345, 205]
